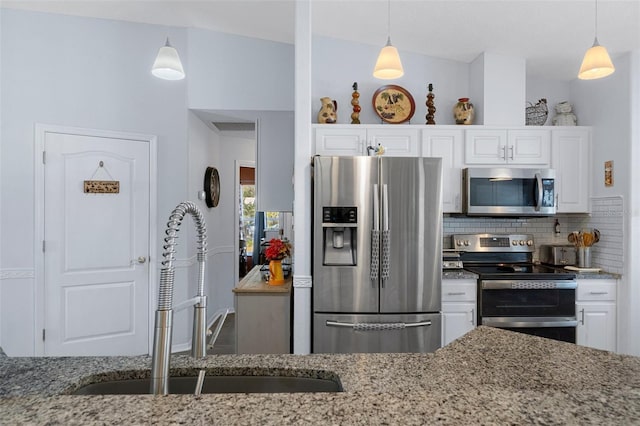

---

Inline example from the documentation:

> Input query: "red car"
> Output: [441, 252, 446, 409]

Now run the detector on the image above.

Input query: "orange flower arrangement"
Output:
[265, 238, 291, 261]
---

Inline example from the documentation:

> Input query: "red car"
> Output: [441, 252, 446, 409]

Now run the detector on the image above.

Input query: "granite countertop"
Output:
[442, 270, 478, 280]
[2, 327, 640, 424]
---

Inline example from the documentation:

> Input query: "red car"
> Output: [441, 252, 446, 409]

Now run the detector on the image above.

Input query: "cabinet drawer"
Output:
[442, 281, 476, 302]
[576, 281, 616, 301]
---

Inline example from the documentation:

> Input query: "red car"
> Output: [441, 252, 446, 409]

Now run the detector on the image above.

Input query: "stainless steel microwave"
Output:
[462, 168, 556, 216]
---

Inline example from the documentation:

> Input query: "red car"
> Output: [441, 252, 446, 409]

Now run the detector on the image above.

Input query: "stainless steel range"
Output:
[453, 233, 578, 343]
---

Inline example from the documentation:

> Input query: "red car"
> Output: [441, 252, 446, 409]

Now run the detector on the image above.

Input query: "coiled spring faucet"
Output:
[151, 201, 208, 395]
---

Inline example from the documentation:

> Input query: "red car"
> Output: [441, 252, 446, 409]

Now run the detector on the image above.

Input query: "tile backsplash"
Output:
[443, 196, 624, 275]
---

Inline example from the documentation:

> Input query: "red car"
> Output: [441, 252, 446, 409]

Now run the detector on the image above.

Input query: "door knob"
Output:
[136, 256, 147, 264]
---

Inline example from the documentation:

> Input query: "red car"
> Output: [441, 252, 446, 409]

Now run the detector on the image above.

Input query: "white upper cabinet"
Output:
[314, 127, 367, 156]
[464, 129, 550, 166]
[421, 129, 464, 213]
[367, 127, 419, 156]
[314, 125, 418, 156]
[551, 128, 591, 213]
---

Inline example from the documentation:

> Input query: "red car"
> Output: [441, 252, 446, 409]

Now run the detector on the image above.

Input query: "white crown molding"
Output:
[293, 274, 312, 288]
[0, 269, 35, 280]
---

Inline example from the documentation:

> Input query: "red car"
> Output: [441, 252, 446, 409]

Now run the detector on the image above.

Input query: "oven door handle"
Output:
[481, 280, 577, 290]
[482, 317, 578, 328]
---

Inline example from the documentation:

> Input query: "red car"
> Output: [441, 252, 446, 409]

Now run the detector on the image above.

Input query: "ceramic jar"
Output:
[453, 98, 474, 125]
[317, 97, 337, 124]
[552, 101, 577, 126]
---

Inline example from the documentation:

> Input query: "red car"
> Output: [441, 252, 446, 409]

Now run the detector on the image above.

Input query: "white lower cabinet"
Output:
[442, 279, 477, 346]
[576, 279, 617, 352]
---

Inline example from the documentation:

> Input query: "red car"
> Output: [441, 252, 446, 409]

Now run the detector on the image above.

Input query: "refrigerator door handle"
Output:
[381, 184, 390, 283]
[325, 320, 432, 331]
[371, 184, 380, 281]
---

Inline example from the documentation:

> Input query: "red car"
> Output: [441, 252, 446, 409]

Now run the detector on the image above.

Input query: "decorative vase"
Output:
[426, 83, 436, 125]
[453, 97, 474, 125]
[317, 97, 337, 124]
[268, 259, 285, 285]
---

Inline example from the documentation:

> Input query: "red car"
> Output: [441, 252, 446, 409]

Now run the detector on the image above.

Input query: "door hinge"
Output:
[42, 151, 46, 164]
[42, 329, 45, 341]
[42, 240, 45, 252]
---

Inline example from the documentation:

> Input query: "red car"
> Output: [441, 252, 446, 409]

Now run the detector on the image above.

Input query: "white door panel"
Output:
[44, 131, 150, 356]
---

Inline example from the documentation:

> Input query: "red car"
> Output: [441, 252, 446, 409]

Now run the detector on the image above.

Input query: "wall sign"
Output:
[604, 160, 613, 187]
[84, 180, 120, 193]
[84, 160, 120, 193]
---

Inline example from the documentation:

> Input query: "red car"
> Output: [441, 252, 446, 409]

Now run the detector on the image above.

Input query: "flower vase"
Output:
[268, 259, 285, 285]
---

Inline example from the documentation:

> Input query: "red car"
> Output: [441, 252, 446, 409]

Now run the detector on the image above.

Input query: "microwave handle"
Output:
[534, 172, 543, 211]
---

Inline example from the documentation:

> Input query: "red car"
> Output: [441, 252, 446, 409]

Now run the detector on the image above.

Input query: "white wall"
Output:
[185, 113, 255, 342]
[0, 9, 293, 355]
[187, 28, 294, 111]
[570, 51, 638, 355]
[312, 36, 469, 126]
[526, 78, 571, 126]
[0, 9, 189, 355]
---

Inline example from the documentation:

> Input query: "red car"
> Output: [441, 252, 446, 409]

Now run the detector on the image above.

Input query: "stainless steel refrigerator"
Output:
[313, 156, 442, 353]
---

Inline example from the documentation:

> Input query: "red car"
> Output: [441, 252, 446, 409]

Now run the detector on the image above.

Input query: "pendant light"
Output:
[152, 37, 185, 81]
[578, 0, 615, 80]
[373, 0, 404, 79]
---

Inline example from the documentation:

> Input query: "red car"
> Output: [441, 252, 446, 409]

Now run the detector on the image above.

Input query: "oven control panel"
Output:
[452, 234, 534, 252]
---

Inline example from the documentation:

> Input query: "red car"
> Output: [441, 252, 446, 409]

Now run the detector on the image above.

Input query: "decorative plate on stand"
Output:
[372, 85, 415, 124]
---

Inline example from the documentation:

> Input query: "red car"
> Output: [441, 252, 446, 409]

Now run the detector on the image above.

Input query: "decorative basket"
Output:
[526, 98, 548, 126]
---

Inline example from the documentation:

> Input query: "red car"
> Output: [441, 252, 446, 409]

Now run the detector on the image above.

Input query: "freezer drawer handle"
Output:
[325, 320, 432, 331]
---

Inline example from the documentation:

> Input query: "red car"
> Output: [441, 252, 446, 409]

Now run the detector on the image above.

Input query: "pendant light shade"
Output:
[578, 38, 615, 80]
[373, 37, 404, 79]
[373, 0, 404, 79]
[578, 0, 615, 80]
[152, 37, 185, 81]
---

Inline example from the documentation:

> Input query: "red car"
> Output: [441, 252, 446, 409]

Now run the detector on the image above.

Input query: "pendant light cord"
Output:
[594, 0, 598, 38]
[387, 0, 391, 42]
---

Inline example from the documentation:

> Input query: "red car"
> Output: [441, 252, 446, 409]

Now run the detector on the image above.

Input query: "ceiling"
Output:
[3, 0, 639, 81]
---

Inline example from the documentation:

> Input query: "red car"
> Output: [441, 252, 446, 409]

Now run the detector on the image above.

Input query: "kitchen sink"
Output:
[72, 375, 343, 395]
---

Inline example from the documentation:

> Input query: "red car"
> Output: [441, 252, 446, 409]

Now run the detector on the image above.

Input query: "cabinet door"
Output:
[421, 129, 464, 213]
[552, 128, 591, 213]
[368, 128, 419, 156]
[315, 127, 366, 156]
[576, 302, 616, 352]
[464, 130, 508, 164]
[508, 130, 551, 166]
[442, 302, 476, 346]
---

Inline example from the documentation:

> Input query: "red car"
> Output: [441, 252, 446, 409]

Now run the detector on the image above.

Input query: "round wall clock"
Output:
[204, 166, 220, 208]
[372, 85, 416, 124]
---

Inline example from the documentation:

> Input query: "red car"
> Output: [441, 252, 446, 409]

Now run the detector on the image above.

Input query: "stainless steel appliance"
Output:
[539, 244, 576, 266]
[313, 156, 442, 353]
[454, 233, 577, 343]
[462, 168, 556, 216]
[443, 249, 463, 269]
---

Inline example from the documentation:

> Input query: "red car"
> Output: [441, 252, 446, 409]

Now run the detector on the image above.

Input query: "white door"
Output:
[43, 131, 151, 356]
